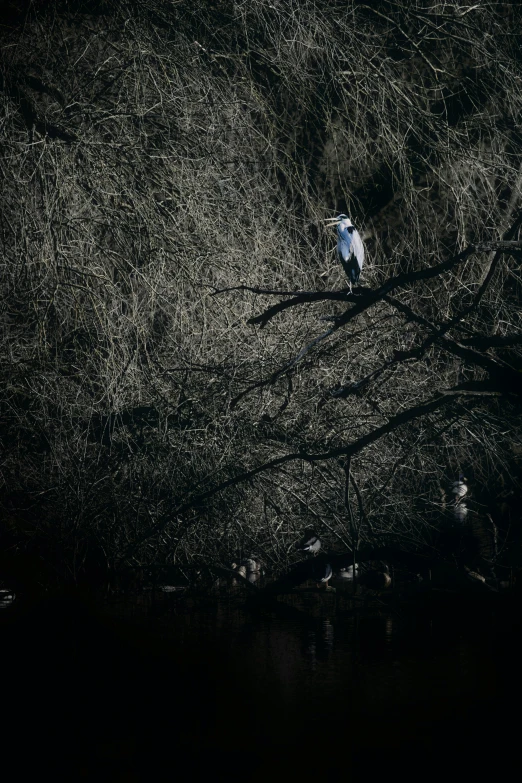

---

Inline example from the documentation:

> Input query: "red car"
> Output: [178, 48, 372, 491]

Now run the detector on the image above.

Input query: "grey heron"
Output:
[325, 214, 365, 291]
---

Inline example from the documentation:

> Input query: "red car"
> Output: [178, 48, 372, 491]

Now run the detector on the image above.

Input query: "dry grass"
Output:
[1, 0, 522, 583]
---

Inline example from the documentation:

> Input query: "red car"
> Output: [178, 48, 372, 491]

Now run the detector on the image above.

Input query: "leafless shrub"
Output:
[1, 1, 522, 583]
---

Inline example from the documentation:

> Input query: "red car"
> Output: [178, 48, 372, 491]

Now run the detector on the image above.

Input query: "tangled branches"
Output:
[1, 1, 522, 583]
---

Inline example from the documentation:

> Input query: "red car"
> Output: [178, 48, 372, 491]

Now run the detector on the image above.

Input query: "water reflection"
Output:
[1, 590, 516, 777]
[303, 618, 335, 668]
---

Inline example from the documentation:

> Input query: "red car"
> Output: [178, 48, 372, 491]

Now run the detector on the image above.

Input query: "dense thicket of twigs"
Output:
[1, 0, 522, 586]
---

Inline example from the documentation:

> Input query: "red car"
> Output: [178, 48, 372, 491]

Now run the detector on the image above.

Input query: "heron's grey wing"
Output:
[351, 230, 365, 270]
[337, 235, 352, 262]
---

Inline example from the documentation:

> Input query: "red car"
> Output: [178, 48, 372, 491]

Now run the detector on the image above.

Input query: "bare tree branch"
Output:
[121, 380, 509, 558]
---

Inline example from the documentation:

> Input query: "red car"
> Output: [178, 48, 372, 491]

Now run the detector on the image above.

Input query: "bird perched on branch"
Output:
[335, 564, 359, 581]
[451, 473, 468, 500]
[231, 562, 247, 578]
[325, 214, 365, 291]
[454, 503, 468, 523]
[451, 472, 468, 523]
[242, 557, 261, 574]
[298, 531, 322, 555]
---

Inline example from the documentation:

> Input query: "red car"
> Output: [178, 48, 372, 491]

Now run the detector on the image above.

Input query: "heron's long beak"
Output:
[324, 217, 341, 226]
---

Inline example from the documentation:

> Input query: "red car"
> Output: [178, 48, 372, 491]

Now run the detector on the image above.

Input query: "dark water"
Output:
[1, 590, 520, 780]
